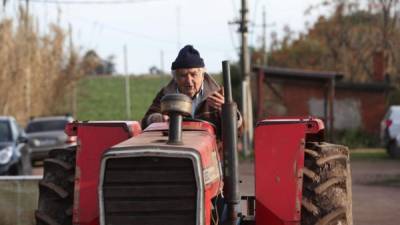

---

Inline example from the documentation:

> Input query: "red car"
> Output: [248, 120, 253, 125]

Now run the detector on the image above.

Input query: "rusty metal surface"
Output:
[256, 117, 325, 135]
[116, 125, 215, 150]
[107, 122, 222, 225]
[253, 66, 343, 81]
[72, 121, 141, 225]
[160, 94, 192, 116]
[144, 121, 215, 135]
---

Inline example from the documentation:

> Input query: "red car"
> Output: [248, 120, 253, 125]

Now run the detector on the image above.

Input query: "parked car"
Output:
[26, 115, 75, 164]
[0, 116, 32, 175]
[380, 105, 400, 158]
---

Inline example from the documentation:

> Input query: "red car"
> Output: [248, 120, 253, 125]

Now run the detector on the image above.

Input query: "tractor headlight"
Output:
[0, 146, 13, 165]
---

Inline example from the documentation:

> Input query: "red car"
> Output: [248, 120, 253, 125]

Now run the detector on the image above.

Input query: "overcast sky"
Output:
[3, 0, 331, 74]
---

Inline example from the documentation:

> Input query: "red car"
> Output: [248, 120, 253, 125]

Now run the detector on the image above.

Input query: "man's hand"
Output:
[147, 113, 169, 125]
[163, 115, 170, 122]
[207, 90, 225, 111]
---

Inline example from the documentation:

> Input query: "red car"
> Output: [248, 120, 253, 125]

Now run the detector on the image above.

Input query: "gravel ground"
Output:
[239, 151, 400, 225]
[33, 149, 400, 225]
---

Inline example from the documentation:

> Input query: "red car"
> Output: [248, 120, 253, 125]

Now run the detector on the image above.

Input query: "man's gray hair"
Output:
[171, 68, 205, 80]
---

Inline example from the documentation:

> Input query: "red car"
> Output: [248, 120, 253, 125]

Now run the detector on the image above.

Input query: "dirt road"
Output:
[239, 153, 400, 225]
[351, 158, 400, 225]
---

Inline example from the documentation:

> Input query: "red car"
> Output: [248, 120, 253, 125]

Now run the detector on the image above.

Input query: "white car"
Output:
[380, 106, 400, 158]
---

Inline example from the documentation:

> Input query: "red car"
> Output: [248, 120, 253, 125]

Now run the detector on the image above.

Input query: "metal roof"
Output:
[29, 115, 74, 122]
[336, 82, 393, 92]
[0, 116, 14, 121]
[253, 66, 344, 81]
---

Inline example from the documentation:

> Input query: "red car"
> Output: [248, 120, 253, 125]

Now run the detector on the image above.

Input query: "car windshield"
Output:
[0, 121, 12, 142]
[26, 120, 68, 133]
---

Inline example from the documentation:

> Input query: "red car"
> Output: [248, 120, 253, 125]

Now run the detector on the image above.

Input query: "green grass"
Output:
[75, 74, 222, 122]
[76, 75, 171, 121]
[350, 148, 395, 160]
[335, 129, 380, 148]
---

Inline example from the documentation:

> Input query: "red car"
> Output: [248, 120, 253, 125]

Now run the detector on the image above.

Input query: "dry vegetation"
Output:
[0, 8, 82, 125]
[267, 0, 400, 83]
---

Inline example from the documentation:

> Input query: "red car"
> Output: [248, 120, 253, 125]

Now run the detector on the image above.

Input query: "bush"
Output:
[335, 129, 380, 148]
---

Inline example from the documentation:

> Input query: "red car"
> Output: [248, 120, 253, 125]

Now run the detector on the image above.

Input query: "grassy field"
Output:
[75, 74, 222, 121]
[76, 75, 171, 121]
[350, 148, 399, 160]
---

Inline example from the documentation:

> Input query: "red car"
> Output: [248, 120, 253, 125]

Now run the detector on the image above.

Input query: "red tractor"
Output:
[35, 61, 352, 225]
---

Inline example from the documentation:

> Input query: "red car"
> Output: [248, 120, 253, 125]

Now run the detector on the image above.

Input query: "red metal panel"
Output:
[71, 121, 141, 225]
[255, 120, 306, 225]
[145, 121, 216, 135]
[112, 121, 222, 225]
[257, 117, 325, 135]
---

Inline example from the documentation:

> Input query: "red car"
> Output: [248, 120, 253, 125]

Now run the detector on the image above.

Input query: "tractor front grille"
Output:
[102, 156, 197, 225]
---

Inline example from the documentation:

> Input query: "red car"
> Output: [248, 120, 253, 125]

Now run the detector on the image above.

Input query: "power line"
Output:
[75, 16, 177, 44]
[228, 23, 239, 55]
[73, 15, 233, 53]
[24, 0, 162, 4]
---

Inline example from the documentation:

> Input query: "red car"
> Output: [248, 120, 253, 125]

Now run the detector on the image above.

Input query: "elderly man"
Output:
[141, 45, 242, 135]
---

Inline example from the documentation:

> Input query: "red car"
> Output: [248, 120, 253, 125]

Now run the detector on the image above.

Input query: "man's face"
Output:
[174, 68, 204, 98]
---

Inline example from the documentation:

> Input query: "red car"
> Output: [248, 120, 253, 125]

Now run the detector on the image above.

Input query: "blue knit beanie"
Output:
[171, 45, 205, 70]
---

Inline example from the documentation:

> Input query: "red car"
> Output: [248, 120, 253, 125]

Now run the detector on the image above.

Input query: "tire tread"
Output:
[35, 147, 76, 225]
[301, 142, 352, 225]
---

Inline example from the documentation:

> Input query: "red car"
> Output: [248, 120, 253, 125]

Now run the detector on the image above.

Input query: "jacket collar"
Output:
[163, 73, 220, 101]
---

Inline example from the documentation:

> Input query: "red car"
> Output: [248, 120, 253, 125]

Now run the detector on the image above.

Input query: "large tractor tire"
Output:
[35, 147, 76, 225]
[301, 142, 353, 225]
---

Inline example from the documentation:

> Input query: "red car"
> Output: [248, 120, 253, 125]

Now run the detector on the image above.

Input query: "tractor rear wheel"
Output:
[35, 147, 76, 225]
[301, 142, 352, 225]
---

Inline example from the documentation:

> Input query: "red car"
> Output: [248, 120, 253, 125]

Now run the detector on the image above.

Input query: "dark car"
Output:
[0, 116, 32, 175]
[26, 115, 75, 163]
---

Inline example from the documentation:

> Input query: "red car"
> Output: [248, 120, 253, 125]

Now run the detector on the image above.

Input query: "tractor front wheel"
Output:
[301, 142, 352, 225]
[35, 147, 76, 225]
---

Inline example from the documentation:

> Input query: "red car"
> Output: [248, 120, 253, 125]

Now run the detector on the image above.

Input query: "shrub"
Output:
[335, 129, 380, 148]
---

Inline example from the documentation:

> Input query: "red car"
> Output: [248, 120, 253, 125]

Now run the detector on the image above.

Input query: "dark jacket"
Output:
[141, 73, 242, 136]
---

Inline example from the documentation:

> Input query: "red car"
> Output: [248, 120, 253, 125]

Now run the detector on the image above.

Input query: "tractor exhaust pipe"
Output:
[160, 94, 192, 145]
[167, 112, 183, 144]
[221, 60, 240, 225]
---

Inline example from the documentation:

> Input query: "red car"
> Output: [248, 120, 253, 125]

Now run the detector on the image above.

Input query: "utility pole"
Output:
[160, 50, 164, 74]
[69, 26, 77, 118]
[176, 6, 181, 51]
[123, 45, 131, 120]
[239, 0, 253, 155]
[262, 6, 267, 65]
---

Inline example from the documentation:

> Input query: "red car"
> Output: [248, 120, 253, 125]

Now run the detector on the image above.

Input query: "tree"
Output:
[81, 50, 115, 75]
[267, 0, 400, 83]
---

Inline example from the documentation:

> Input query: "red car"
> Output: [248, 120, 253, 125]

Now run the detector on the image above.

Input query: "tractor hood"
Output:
[99, 121, 222, 225]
